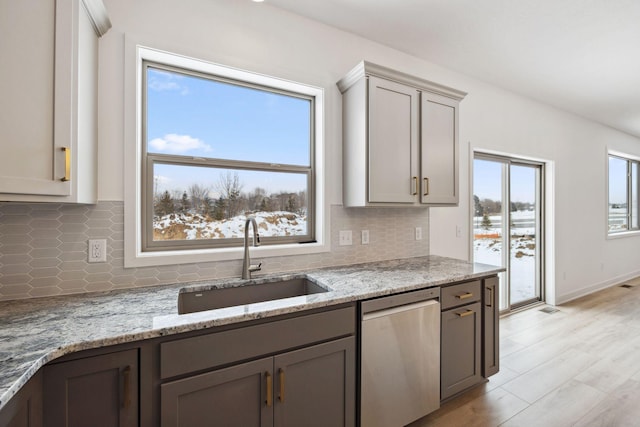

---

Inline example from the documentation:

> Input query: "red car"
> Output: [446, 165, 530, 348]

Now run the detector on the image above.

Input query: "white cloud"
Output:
[149, 134, 212, 154]
[148, 69, 189, 95]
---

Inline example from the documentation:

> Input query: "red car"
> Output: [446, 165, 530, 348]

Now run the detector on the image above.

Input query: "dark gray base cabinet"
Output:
[0, 372, 42, 427]
[440, 301, 482, 400]
[43, 349, 139, 427]
[440, 276, 500, 401]
[483, 276, 500, 377]
[161, 337, 355, 427]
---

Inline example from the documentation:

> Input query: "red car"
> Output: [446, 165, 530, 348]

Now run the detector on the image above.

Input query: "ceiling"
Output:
[266, 0, 640, 138]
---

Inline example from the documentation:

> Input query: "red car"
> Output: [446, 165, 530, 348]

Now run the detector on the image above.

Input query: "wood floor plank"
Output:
[501, 348, 598, 403]
[412, 387, 528, 427]
[574, 379, 640, 427]
[500, 380, 606, 427]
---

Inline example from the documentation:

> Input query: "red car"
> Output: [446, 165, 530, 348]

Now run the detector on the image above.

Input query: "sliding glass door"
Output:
[473, 154, 544, 311]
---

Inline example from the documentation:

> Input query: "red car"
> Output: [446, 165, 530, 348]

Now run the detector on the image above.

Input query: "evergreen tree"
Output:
[481, 212, 493, 231]
[156, 191, 174, 216]
[179, 191, 190, 213]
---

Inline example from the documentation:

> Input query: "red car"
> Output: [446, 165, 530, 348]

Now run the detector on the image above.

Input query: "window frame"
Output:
[124, 42, 327, 268]
[141, 61, 316, 251]
[607, 150, 640, 237]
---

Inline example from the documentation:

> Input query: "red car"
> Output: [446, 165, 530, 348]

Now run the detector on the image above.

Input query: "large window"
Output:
[608, 153, 639, 234]
[135, 50, 323, 256]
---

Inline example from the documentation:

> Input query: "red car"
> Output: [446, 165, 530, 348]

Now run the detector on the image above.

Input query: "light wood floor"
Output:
[411, 276, 640, 427]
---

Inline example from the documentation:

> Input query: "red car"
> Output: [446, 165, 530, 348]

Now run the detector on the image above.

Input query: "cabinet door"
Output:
[273, 337, 355, 427]
[483, 276, 500, 377]
[368, 76, 419, 204]
[0, 0, 69, 197]
[43, 349, 138, 427]
[161, 357, 273, 427]
[0, 0, 107, 202]
[441, 302, 482, 400]
[420, 92, 459, 205]
[0, 372, 43, 427]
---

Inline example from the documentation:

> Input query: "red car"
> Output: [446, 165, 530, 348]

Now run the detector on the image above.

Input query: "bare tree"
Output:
[217, 172, 244, 218]
[188, 183, 210, 215]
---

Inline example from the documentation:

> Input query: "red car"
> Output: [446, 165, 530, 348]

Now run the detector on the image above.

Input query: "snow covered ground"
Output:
[474, 210, 538, 305]
[153, 211, 307, 240]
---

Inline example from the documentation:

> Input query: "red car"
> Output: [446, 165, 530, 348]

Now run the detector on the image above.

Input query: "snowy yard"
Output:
[474, 210, 538, 304]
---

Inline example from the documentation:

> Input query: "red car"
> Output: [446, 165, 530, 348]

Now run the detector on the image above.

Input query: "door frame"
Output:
[471, 151, 547, 313]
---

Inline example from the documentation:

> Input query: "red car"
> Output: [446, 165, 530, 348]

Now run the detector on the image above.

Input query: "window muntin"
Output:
[142, 61, 316, 251]
[608, 154, 640, 234]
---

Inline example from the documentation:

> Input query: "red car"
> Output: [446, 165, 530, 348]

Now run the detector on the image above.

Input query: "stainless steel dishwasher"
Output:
[360, 287, 440, 427]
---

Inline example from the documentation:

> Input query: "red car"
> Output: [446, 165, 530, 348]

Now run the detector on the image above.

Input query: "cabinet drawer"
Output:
[441, 281, 481, 310]
[160, 306, 355, 379]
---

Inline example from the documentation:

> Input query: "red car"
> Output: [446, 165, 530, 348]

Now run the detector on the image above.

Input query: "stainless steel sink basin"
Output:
[178, 278, 328, 314]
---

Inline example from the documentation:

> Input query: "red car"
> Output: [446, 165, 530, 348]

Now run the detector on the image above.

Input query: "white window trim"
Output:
[124, 39, 328, 268]
[606, 149, 640, 239]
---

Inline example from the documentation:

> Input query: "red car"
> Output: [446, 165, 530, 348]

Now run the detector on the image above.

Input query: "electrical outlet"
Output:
[339, 230, 353, 246]
[88, 239, 107, 263]
[361, 230, 370, 245]
[415, 227, 422, 241]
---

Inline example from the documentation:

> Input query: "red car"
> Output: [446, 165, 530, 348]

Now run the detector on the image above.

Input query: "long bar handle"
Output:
[423, 177, 429, 196]
[265, 371, 273, 407]
[456, 309, 474, 318]
[486, 286, 494, 308]
[122, 366, 131, 410]
[456, 292, 474, 300]
[61, 147, 71, 182]
[412, 176, 418, 195]
[278, 368, 285, 403]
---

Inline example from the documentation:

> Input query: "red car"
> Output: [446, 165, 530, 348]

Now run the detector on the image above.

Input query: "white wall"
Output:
[99, 0, 640, 304]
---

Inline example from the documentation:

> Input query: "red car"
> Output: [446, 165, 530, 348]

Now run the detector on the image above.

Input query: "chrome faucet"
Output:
[242, 216, 262, 279]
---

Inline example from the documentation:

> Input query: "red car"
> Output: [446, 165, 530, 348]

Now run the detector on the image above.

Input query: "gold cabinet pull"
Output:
[278, 368, 285, 403]
[423, 177, 429, 196]
[265, 371, 273, 407]
[412, 176, 418, 195]
[486, 286, 494, 308]
[122, 366, 131, 410]
[456, 292, 473, 300]
[61, 147, 71, 182]
[456, 309, 474, 318]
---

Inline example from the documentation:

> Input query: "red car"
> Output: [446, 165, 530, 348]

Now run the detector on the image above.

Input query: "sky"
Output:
[146, 66, 311, 197]
[473, 159, 537, 204]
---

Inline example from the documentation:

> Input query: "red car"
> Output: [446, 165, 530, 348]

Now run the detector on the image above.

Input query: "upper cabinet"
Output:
[0, 0, 111, 203]
[337, 61, 466, 207]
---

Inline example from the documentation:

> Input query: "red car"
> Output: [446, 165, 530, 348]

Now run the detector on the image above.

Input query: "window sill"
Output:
[607, 230, 640, 240]
[124, 240, 329, 268]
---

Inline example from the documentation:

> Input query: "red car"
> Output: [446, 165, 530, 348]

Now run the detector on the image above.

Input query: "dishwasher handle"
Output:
[362, 299, 439, 321]
[361, 287, 440, 315]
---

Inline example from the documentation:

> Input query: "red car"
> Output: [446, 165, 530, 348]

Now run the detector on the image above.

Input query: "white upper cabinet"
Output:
[337, 61, 466, 207]
[0, 0, 111, 203]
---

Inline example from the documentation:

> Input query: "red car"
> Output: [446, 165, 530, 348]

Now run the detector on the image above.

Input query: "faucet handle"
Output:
[249, 262, 262, 273]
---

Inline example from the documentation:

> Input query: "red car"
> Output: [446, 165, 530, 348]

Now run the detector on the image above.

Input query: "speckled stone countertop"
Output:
[0, 255, 502, 410]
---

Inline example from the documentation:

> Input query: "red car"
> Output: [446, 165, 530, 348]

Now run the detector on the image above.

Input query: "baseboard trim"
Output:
[556, 269, 640, 305]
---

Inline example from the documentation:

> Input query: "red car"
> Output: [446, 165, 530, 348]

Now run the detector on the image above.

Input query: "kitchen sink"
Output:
[178, 278, 328, 314]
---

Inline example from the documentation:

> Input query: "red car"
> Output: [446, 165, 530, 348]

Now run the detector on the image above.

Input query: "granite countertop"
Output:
[0, 255, 503, 410]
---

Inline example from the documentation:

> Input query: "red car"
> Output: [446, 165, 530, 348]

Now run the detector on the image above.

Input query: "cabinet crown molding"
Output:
[81, 0, 112, 37]
[337, 60, 467, 101]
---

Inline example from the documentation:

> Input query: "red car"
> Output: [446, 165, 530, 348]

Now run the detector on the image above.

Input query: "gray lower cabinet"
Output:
[440, 281, 483, 400]
[43, 349, 139, 427]
[0, 372, 42, 427]
[161, 357, 273, 426]
[273, 338, 355, 427]
[483, 276, 500, 377]
[160, 337, 355, 427]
